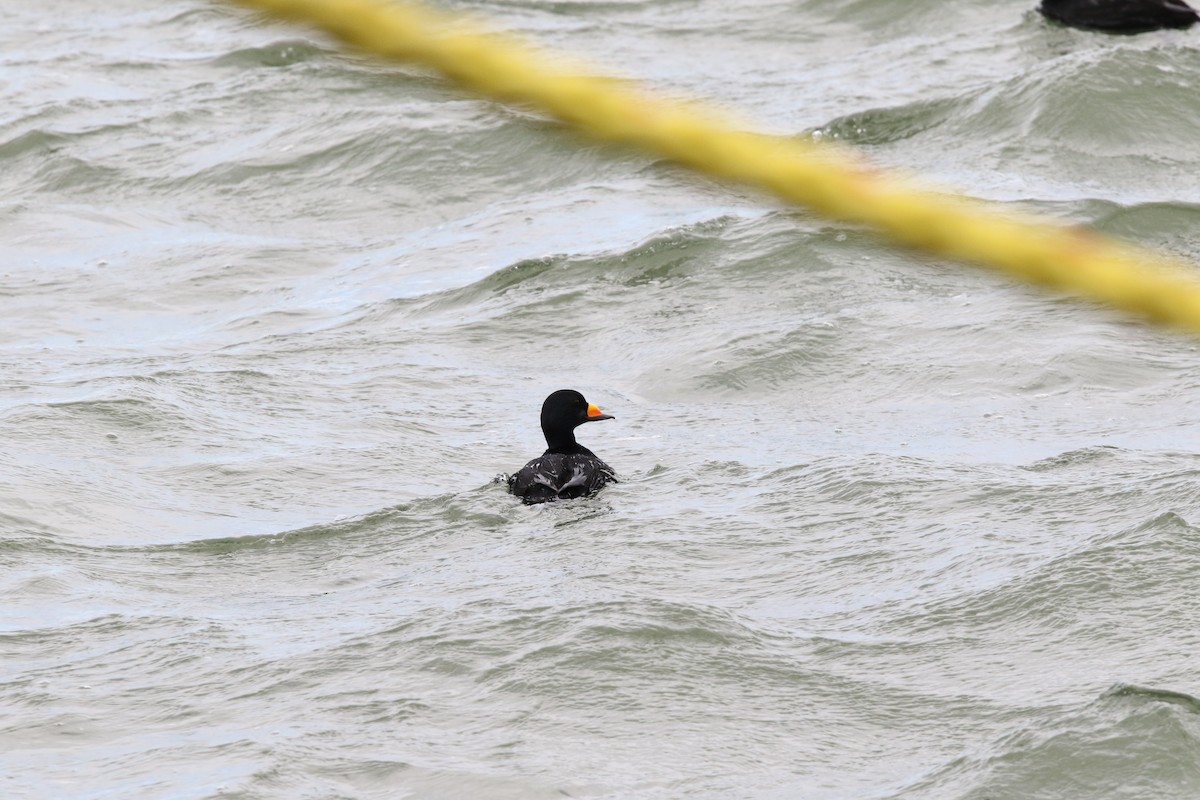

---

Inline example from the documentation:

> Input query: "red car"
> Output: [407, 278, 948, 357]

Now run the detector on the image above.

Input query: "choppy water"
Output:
[4, 1, 1200, 797]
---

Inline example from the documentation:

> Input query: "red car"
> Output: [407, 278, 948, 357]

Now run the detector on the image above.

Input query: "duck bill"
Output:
[586, 403, 614, 422]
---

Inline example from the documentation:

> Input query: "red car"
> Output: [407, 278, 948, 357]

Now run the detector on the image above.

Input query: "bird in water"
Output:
[1038, 0, 1199, 32]
[508, 389, 617, 504]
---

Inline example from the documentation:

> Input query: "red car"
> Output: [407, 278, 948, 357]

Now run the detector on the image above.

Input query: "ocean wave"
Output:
[897, 682, 1200, 799]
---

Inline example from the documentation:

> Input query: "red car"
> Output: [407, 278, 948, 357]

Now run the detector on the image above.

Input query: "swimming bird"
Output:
[1038, 0, 1199, 32]
[508, 389, 617, 504]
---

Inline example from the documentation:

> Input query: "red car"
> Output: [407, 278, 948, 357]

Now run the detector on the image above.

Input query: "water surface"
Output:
[3, 1, 1200, 797]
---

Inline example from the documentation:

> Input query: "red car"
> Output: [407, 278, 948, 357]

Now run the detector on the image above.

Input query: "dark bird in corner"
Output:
[508, 389, 617, 504]
[1038, 0, 1200, 32]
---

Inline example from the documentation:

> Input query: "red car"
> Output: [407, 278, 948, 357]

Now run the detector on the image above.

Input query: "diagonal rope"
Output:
[231, 0, 1200, 334]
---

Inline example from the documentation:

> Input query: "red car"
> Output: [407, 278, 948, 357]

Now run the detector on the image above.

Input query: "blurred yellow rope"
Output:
[231, 0, 1200, 334]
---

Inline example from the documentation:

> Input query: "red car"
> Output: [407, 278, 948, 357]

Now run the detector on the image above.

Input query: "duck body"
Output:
[508, 446, 617, 504]
[1038, 0, 1199, 32]
[508, 389, 617, 505]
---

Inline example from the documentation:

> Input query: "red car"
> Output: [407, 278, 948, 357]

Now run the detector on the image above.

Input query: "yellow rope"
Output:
[231, 0, 1200, 334]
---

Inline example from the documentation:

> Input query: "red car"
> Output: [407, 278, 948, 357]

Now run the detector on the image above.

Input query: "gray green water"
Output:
[4, 1, 1200, 797]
